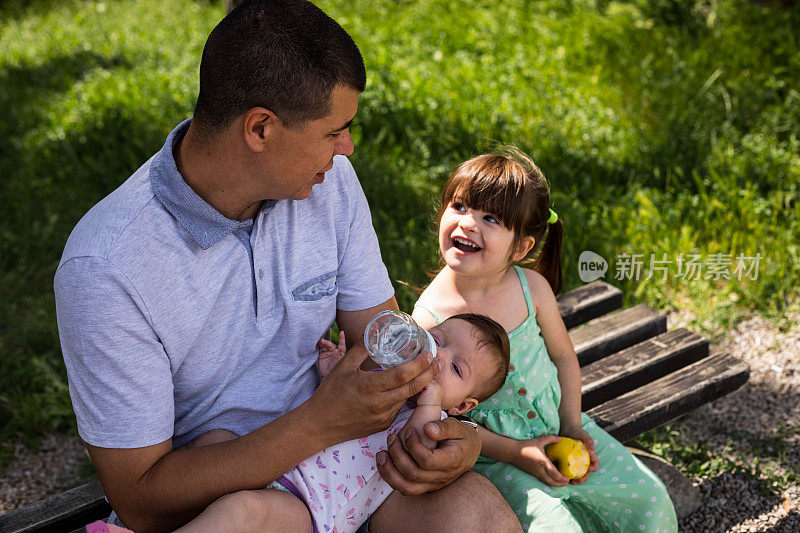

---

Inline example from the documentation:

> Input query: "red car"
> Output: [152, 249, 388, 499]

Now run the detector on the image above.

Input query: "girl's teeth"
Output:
[453, 237, 480, 251]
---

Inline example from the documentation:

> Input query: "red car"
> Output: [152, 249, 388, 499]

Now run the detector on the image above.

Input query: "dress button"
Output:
[258, 269, 264, 279]
[518, 388, 527, 396]
[527, 411, 536, 419]
[508, 364, 515, 372]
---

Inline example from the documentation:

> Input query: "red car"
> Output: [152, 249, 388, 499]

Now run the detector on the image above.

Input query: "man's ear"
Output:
[242, 107, 279, 153]
[446, 397, 479, 416]
[512, 236, 536, 262]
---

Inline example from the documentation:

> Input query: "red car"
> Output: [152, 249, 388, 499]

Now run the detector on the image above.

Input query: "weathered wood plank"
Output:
[570, 304, 667, 367]
[581, 328, 709, 410]
[0, 479, 110, 533]
[586, 351, 750, 443]
[557, 280, 623, 330]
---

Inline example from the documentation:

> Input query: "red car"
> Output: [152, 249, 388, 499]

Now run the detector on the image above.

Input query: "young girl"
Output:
[412, 148, 678, 532]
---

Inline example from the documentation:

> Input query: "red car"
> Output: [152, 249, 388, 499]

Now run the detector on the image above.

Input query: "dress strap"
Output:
[512, 266, 535, 316]
[413, 303, 443, 324]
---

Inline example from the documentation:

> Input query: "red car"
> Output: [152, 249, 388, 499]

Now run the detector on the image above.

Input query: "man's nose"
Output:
[335, 129, 354, 157]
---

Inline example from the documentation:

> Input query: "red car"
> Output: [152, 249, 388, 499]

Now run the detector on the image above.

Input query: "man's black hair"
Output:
[193, 0, 366, 137]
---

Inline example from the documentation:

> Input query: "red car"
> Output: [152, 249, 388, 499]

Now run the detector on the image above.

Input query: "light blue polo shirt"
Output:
[54, 119, 394, 450]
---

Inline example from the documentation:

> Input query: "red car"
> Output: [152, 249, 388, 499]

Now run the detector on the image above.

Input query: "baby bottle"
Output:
[364, 310, 437, 369]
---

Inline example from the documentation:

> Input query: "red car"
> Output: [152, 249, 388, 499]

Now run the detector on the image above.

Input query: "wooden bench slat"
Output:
[586, 351, 750, 443]
[580, 328, 709, 410]
[570, 304, 667, 367]
[556, 280, 623, 329]
[0, 479, 110, 533]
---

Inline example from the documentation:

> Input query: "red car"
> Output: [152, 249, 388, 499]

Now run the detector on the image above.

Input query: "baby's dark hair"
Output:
[437, 146, 564, 294]
[446, 313, 510, 402]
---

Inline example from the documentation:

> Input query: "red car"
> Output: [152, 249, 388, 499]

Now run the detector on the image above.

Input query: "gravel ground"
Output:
[0, 433, 93, 515]
[1, 310, 798, 531]
[668, 310, 800, 532]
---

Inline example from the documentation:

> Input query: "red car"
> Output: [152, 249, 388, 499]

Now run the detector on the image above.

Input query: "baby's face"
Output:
[429, 318, 494, 414]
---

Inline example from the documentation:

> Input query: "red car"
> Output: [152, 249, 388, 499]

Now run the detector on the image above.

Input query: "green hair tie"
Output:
[548, 208, 558, 224]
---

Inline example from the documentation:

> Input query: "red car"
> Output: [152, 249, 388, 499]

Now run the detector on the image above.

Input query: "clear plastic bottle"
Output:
[364, 310, 437, 369]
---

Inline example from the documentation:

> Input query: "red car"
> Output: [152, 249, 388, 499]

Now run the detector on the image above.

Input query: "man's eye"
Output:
[452, 362, 462, 377]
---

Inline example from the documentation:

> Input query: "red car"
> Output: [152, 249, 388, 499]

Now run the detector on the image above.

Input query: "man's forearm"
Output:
[100, 402, 327, 533]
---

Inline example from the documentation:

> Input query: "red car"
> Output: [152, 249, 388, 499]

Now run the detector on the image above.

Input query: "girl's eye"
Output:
[484, 214, 499, 224]
[452, 202, 465, 212]
[452, 362, 462, 378]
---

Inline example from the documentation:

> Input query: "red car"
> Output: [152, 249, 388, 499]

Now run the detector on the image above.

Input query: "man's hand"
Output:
[375, 417, 481, 495]
[304, 344, 442, 447]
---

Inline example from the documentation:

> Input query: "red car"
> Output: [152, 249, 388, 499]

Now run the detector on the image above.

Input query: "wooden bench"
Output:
[0, 280, 750, 533]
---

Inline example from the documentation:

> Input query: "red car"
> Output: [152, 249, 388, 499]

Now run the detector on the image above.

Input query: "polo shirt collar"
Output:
[150, 118, 250, 250]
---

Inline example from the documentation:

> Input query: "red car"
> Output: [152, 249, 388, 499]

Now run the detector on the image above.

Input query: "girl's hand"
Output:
[511, 434, 570, 487]
[559, 423, 600, 484]
[317, 331, 346, 378]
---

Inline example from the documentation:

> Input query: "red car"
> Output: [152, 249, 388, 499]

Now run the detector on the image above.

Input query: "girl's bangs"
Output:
[450, 164, 527, 231]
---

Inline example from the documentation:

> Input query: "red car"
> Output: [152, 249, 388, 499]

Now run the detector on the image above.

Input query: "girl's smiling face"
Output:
[439, 198, 527, 276]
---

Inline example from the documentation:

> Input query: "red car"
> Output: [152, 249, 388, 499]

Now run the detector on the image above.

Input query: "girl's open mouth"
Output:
[452, 236, 482, 253]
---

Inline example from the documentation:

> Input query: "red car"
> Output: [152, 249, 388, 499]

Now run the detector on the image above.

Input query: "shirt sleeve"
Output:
[333, 157, 395, 312]
[54, 256, 174, 448]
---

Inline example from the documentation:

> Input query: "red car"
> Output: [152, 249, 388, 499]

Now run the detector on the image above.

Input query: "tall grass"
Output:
[1, 0, 798, 449]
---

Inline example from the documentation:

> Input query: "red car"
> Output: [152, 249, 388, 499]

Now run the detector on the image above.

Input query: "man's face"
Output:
[429, 318, 495, 414]
[260, 85, 358, 200]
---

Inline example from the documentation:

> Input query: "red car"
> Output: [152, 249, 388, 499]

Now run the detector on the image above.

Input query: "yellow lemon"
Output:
[545, 437, 590, 479]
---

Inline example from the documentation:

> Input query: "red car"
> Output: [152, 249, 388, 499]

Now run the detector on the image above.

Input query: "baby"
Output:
[176, 313, 510, 533]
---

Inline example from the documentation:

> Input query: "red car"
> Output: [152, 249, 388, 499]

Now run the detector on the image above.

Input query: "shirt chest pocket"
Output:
[291, 270, 338, 302]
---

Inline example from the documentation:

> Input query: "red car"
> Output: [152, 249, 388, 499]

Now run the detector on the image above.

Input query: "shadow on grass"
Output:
[0, 0, 69, 22]
[0, 49, 130, 147]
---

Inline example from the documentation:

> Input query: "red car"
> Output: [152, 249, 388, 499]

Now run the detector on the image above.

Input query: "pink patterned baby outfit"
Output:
[274, 405, 445, 533]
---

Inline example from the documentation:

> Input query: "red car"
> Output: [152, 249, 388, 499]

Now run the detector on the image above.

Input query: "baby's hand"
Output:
[317, 331, 346, 378]
[511, 434, 570, 487]
[415, 380, 444, 407]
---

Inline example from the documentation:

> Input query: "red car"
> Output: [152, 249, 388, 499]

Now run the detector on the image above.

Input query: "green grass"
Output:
[1, 0, 799, 460]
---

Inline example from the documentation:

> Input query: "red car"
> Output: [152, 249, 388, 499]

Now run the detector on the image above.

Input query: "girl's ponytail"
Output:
[535, 219, 563, 295]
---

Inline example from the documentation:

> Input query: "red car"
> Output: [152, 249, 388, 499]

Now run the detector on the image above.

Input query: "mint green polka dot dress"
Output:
[415, 267, 677, 532]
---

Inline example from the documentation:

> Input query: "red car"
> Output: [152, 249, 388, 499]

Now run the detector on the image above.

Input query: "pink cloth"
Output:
[85, 520, 134, 533]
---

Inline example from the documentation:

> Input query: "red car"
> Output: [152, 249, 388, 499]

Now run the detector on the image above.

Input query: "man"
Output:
[54, 1, 520, 531]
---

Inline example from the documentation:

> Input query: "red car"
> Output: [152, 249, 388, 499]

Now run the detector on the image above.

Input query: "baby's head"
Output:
[437, 146, 563, 293]
[429, 313, 510, 415]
